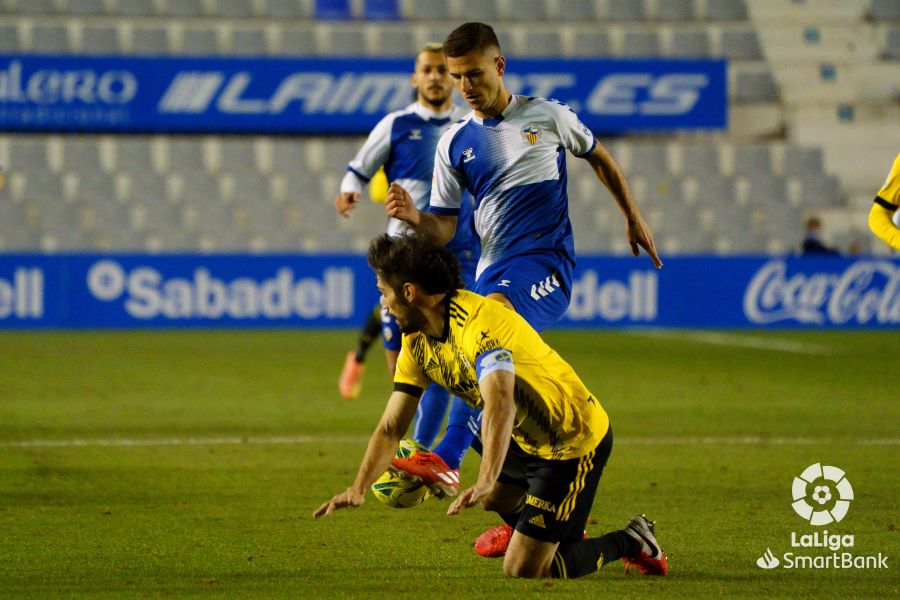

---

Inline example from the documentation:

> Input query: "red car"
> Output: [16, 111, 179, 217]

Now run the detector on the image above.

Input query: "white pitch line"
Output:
[630, 330, 834, 355]
[2, 434, 897, 449]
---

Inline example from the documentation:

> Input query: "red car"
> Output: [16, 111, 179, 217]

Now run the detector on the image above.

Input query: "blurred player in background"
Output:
[333, 43, 481, 450]
[384, 22, 661, 556]
[800, 217, 839, 255]
[868, 152, 900, 250]
[314, 235, 667, 580]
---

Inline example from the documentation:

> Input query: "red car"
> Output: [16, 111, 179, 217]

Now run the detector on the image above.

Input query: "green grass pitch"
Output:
[0, 330, 897, 598]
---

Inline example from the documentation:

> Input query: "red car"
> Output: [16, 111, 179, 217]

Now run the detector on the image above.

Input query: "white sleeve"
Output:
[429, 132, 464, 215]
[339, 170, 366, 195]
[549, 100, 596, 158]
[346, 113, 394, 183]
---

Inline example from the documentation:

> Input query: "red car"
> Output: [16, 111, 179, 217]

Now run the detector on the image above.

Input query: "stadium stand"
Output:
[0, 0, 895, 254]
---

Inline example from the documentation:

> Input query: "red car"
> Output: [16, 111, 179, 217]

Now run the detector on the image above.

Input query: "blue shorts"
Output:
[381, 307, 401, 351]
[473, 252, 573, 332]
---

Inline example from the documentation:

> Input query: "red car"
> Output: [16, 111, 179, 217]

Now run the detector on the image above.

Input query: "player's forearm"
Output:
[410, 211, 456, 245]
[869, 202, 900, 250]
[349, 391, 418, 495]
[589, 144, 642, 222]
[476, 375, 516, 490]
[349, 427, 401, 496]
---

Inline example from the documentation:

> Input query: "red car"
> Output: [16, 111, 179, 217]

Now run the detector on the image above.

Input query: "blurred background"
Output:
[0, 0, 896, 257]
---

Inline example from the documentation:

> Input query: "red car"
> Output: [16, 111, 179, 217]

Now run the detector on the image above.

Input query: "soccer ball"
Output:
[370, 470, 431, 509]
[370, 439, 431, 509]
[395, 438, 427, 459]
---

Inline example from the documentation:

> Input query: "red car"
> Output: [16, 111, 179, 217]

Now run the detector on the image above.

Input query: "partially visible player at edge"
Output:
[384, 22, 662, 556]
[868, 152, 900, 250]
[333, 44, 482, 451]
[313, 235, 668, 580]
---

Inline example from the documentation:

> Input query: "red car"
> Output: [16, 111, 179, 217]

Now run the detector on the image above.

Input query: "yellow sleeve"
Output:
[393, 335, 429, 392]
[876, 153, 900, 205]
[868, 203, 900, 250]
[870, 153, 900, 250]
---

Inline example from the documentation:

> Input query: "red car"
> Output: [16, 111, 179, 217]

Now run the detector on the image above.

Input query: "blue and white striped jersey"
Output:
[429, 95, 596, 278]
[340, 102, 479, 265]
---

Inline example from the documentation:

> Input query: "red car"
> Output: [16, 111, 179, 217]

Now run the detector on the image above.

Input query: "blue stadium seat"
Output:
[364, 0, 400, 20]
[315, 0, 352, 20]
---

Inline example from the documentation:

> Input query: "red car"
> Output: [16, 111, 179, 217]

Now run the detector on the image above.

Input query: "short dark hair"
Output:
[442, 22, 501, 58]
[367, 234, 463, 295]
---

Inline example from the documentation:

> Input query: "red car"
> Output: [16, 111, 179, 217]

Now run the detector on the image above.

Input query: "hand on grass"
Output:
[313, 489, 364, 518]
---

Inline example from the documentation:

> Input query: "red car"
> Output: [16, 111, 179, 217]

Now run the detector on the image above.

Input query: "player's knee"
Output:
[502, 555, 547, 579]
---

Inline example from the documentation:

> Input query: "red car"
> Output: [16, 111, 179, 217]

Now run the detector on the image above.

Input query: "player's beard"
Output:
[421, 88, 451, 110]
[394, 302, 427, 335]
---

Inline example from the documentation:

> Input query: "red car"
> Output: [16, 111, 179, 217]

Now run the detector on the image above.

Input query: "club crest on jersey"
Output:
[409, 129, 422, 140]
[522, 124, 542, 145]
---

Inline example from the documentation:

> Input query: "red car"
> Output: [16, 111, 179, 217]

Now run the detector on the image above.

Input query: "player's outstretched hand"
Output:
[334, 191, 361, 218]
[384, 182, 420, 225]
[447, 484, 490, 516]
[313, 489, 365, 518]
[628, 215, 663, 269]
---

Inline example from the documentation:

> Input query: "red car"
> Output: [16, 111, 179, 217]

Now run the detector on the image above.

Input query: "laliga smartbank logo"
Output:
[791, 462, 853, 526]
[755, 463, 888, 571]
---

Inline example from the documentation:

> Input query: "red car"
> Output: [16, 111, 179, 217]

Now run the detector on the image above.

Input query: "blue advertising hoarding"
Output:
[0, 55, 727, 134]
[0, 254, 897, 330]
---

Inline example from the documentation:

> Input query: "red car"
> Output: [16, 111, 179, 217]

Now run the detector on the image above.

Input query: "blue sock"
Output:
[411, 382, 450, 448]
[432, 398, 482, 470]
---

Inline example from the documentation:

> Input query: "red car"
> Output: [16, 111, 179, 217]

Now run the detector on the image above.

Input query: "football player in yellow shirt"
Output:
[868, 152, 900, 250]
[314, 235, 667, 579]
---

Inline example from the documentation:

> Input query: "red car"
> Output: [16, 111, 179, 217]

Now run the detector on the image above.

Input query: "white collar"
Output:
[471, 94, 519, 125]
[412, 101, 456, 120]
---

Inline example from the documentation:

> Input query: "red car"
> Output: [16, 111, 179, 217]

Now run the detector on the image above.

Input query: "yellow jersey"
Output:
[393, 290, 609, 460]
[869, 152, 900, 250]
